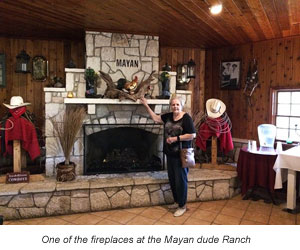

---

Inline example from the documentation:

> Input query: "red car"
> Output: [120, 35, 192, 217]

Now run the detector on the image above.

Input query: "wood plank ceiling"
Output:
[0, 0, 299, 48]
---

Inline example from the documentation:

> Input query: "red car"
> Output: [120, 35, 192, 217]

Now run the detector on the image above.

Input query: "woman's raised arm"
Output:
[140, 97, 163, 124]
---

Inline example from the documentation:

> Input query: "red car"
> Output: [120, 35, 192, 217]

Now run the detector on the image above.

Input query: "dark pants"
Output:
[167, 155, 189, 207]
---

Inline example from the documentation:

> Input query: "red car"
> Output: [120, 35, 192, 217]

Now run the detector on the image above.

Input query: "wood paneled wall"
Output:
[159, 47, 206, 114]
[8, 36, 299, 142]
[0, 39, 206, 142]
[205, 36, 300, 140]
[0, 37, 85, 138]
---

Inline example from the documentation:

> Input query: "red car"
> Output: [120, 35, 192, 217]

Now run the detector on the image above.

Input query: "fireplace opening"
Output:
[83, 124, 164, 174]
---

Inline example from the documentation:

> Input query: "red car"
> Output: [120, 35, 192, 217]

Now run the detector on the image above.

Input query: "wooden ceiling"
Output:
[0, 0, 299, 48]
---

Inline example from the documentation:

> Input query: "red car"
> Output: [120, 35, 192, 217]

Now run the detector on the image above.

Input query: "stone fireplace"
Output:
[44, 79, 171, 176]
[44, 64, 193, 177]
[44, 31, 186, 177]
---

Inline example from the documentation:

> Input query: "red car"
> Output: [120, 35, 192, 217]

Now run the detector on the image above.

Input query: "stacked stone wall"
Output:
[0, 169, 239, 220]
[85, 31, 159, 97]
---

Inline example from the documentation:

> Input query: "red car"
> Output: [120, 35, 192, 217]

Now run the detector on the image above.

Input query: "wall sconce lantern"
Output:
[176, 64, 190, 90]
[16, 50, 31, 73]
[187, 59, 196, 78]
[176, 59, 196, 90]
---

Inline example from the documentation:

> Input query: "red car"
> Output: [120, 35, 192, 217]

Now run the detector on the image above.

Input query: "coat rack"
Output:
[13, 140, 22, 172]
[13, 140, 28, 172]
[201, 136, 236, 171]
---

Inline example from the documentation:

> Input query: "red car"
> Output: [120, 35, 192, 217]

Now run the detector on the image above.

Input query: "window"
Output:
[274, 90, 300, 142]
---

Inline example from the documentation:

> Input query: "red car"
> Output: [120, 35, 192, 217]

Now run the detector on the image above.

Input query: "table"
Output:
[237, 147, 277, 197]
[273, 145, 300, 211]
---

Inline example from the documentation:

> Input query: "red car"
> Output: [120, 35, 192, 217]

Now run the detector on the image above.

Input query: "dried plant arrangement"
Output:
[50, 105, 86, 181]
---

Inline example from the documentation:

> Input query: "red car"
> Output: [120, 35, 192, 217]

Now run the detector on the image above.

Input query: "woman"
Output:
[140, 95, 196, 217]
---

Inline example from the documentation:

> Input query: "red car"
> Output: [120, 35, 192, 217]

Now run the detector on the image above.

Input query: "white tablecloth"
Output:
[273, 145, 300, 189]
[273, 145, 300, 210]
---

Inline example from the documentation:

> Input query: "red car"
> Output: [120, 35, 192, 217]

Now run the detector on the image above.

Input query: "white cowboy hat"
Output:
[206, 98, 226, 118]
[3, 96, 31, 109]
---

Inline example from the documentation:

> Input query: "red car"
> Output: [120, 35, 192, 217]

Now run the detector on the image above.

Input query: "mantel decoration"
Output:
[47, 75, 64, 87]
[157, 62, 171, 99]
[99, 70, 156, 101]
[66, 59, 76, 68]
[220, 60, 241, 90]
[84, 67, 102, 98]
[15, 50, 30, 73]
[51, 106, 86, 182]
[53, 76, 64, 87]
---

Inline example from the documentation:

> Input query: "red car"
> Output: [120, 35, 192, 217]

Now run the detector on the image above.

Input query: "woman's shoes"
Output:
[168, 203, 178, 209]
[173, 206, 186, 217]
[168, 203, 187, 217]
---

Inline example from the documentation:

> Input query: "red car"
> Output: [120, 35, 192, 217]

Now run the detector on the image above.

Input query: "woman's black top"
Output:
[161, 112, 196, 156]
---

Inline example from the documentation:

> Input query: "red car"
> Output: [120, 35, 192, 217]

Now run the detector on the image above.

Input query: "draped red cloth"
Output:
[3, 107, 40, 160]
[237, 148, 277, 195]
[195, 117, 233, 154]
[9, 106, 27, 118]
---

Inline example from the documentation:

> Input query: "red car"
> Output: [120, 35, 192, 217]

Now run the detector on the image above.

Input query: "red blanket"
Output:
[4, 112, 40, 160]
[196, 118, 233, 154]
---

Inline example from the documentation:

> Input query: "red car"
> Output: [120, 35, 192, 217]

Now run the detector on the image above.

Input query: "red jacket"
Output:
[4, 108, 40, 160]
[196, 117, 233, 154]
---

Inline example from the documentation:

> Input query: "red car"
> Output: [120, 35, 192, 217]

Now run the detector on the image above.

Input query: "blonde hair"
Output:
[169, 94, 185, 107]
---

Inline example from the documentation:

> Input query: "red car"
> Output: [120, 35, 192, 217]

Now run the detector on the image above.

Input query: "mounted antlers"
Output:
[243, 59, 259, 106]
[99, 71, 157, 101]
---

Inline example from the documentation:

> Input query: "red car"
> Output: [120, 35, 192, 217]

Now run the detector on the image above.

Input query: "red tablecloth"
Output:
[237, 148, 277, 195]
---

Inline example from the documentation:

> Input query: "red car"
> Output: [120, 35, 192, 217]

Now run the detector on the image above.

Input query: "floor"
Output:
[3, 194, 300, 225]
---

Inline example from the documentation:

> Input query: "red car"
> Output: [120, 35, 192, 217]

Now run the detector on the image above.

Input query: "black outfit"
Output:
[161, 112, 196, 207]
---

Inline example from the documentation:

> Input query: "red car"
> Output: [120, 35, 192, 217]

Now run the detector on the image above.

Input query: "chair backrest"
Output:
[257, 124, 277, 148]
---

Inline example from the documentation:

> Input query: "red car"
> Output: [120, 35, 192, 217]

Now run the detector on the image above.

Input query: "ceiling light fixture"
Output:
[210, 4, 223, 15]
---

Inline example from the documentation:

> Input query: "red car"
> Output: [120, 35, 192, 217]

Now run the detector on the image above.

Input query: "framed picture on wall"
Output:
[0, 54, 5, 88]
[32, 56, 48, 81]
[220, 60, 241, 90]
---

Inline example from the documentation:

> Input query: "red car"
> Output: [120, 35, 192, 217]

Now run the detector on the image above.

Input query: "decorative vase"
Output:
[54, 77, 64, 88]
[56, 161, 76, 182]
[85, 79, 103, 98]
[85, 79, 95, 98]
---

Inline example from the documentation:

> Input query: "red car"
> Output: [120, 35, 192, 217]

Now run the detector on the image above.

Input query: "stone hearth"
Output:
[0, 169, 239, 220]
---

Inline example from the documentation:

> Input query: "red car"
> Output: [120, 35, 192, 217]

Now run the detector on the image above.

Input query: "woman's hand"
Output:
[166, 137, 177, 144]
